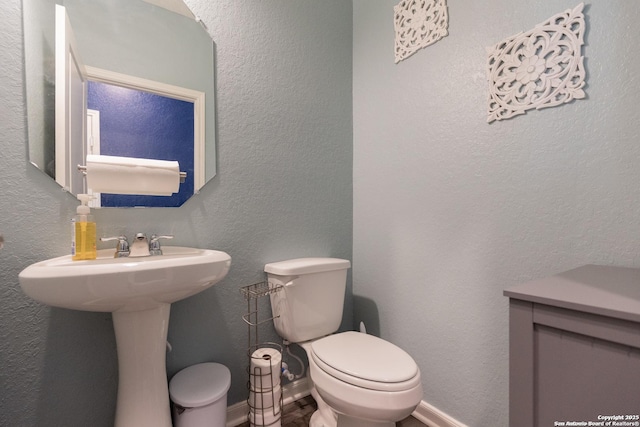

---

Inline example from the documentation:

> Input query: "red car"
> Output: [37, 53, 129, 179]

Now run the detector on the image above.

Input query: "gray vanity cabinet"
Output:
[504, 265, 640, 427]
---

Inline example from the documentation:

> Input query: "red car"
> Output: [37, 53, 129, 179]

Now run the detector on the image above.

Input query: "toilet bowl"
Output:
[300, 332, 422, 427]
[265, 258, 423, 427]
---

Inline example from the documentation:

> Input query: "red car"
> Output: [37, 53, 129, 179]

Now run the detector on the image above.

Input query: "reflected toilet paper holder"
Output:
[78, 165, 187, 183]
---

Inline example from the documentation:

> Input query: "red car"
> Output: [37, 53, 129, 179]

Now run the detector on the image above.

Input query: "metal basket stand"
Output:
[240, 282, 283, 427]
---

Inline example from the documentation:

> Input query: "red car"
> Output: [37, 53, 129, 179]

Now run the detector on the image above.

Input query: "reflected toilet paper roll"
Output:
[85, 154, 181, 196]
[250, 348, 282, 391]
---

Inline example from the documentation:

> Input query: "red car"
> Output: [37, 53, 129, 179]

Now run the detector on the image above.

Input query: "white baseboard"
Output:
[226, 377, 311, 427]
[227, 380, 467, 427]
[412, 400, 469, 427]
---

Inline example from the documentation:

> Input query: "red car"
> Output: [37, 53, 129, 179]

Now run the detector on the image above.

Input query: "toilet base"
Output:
[310, 410, 331, 427]
[309, 386, 337, 427]
[308, 385, 395, 427]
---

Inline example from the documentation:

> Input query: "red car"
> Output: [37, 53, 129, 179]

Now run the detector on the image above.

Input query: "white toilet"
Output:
[265, 258, 423, 427]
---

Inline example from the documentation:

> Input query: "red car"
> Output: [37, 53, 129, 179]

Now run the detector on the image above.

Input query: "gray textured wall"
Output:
[0, 1, 352, 425]
[353, 1, 640, 426]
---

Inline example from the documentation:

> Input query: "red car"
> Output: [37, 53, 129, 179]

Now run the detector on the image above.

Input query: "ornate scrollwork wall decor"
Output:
[394, 0, 449, 63]
[486, 3, 586, 123]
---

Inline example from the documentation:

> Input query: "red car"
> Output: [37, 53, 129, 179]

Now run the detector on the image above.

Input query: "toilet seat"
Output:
[310, 331, 421, 392]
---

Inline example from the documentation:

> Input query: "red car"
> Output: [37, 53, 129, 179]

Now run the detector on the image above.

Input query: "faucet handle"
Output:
[149, 234, 173, 256]
[100, 235, 129, 258]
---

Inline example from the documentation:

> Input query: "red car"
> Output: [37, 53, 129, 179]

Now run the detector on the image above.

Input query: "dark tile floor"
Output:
[236, 395, 426, 426]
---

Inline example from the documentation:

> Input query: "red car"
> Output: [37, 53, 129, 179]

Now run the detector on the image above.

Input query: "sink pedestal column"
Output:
[112, 303, 172, 427]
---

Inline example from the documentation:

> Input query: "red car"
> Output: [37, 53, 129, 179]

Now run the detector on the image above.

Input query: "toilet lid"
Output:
[311, 331, 420, 391]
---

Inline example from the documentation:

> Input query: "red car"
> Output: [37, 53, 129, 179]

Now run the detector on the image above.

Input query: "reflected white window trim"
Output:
[486, 3, 586, 123]
[84, 66, 206, 189]
[393, 0, 448, 63]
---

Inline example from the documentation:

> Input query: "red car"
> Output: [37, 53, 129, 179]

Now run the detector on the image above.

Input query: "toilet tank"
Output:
[265, 258, 351, 343]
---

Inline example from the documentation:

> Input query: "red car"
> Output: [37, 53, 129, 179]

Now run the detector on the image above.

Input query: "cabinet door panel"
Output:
[535, 325, 640, 426]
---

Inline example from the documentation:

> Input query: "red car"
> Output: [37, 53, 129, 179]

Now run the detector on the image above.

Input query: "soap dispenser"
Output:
[72, 194, 97, 260]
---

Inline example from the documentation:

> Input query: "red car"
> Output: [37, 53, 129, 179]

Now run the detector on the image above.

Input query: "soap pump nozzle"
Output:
[76, 194, 92, 220]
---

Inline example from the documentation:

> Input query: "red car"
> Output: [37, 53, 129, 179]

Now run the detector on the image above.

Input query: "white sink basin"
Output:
[19, 246, 231, 312]
[19, 246, 231, 427]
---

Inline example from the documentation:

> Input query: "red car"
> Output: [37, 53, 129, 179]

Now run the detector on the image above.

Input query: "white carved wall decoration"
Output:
[394, 0, 448, 63]
[486, 3, 586, 123]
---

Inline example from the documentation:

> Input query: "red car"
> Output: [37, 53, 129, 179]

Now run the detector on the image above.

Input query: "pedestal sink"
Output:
[19, 247, 231, 427]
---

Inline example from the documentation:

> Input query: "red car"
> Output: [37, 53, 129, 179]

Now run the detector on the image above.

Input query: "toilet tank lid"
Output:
[264, 257, 351, 275]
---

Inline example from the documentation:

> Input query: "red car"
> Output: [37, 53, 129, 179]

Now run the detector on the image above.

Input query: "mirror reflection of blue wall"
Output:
[87, 81, 194, 207]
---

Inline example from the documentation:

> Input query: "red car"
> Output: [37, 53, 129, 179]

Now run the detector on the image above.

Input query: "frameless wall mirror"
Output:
[22, 0, 216, 207]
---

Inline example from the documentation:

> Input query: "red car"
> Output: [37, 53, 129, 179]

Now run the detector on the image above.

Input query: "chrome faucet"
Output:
[101, 233, 174, 258]
[129, 233, 151, 257]
[100, 235, 130, 258]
